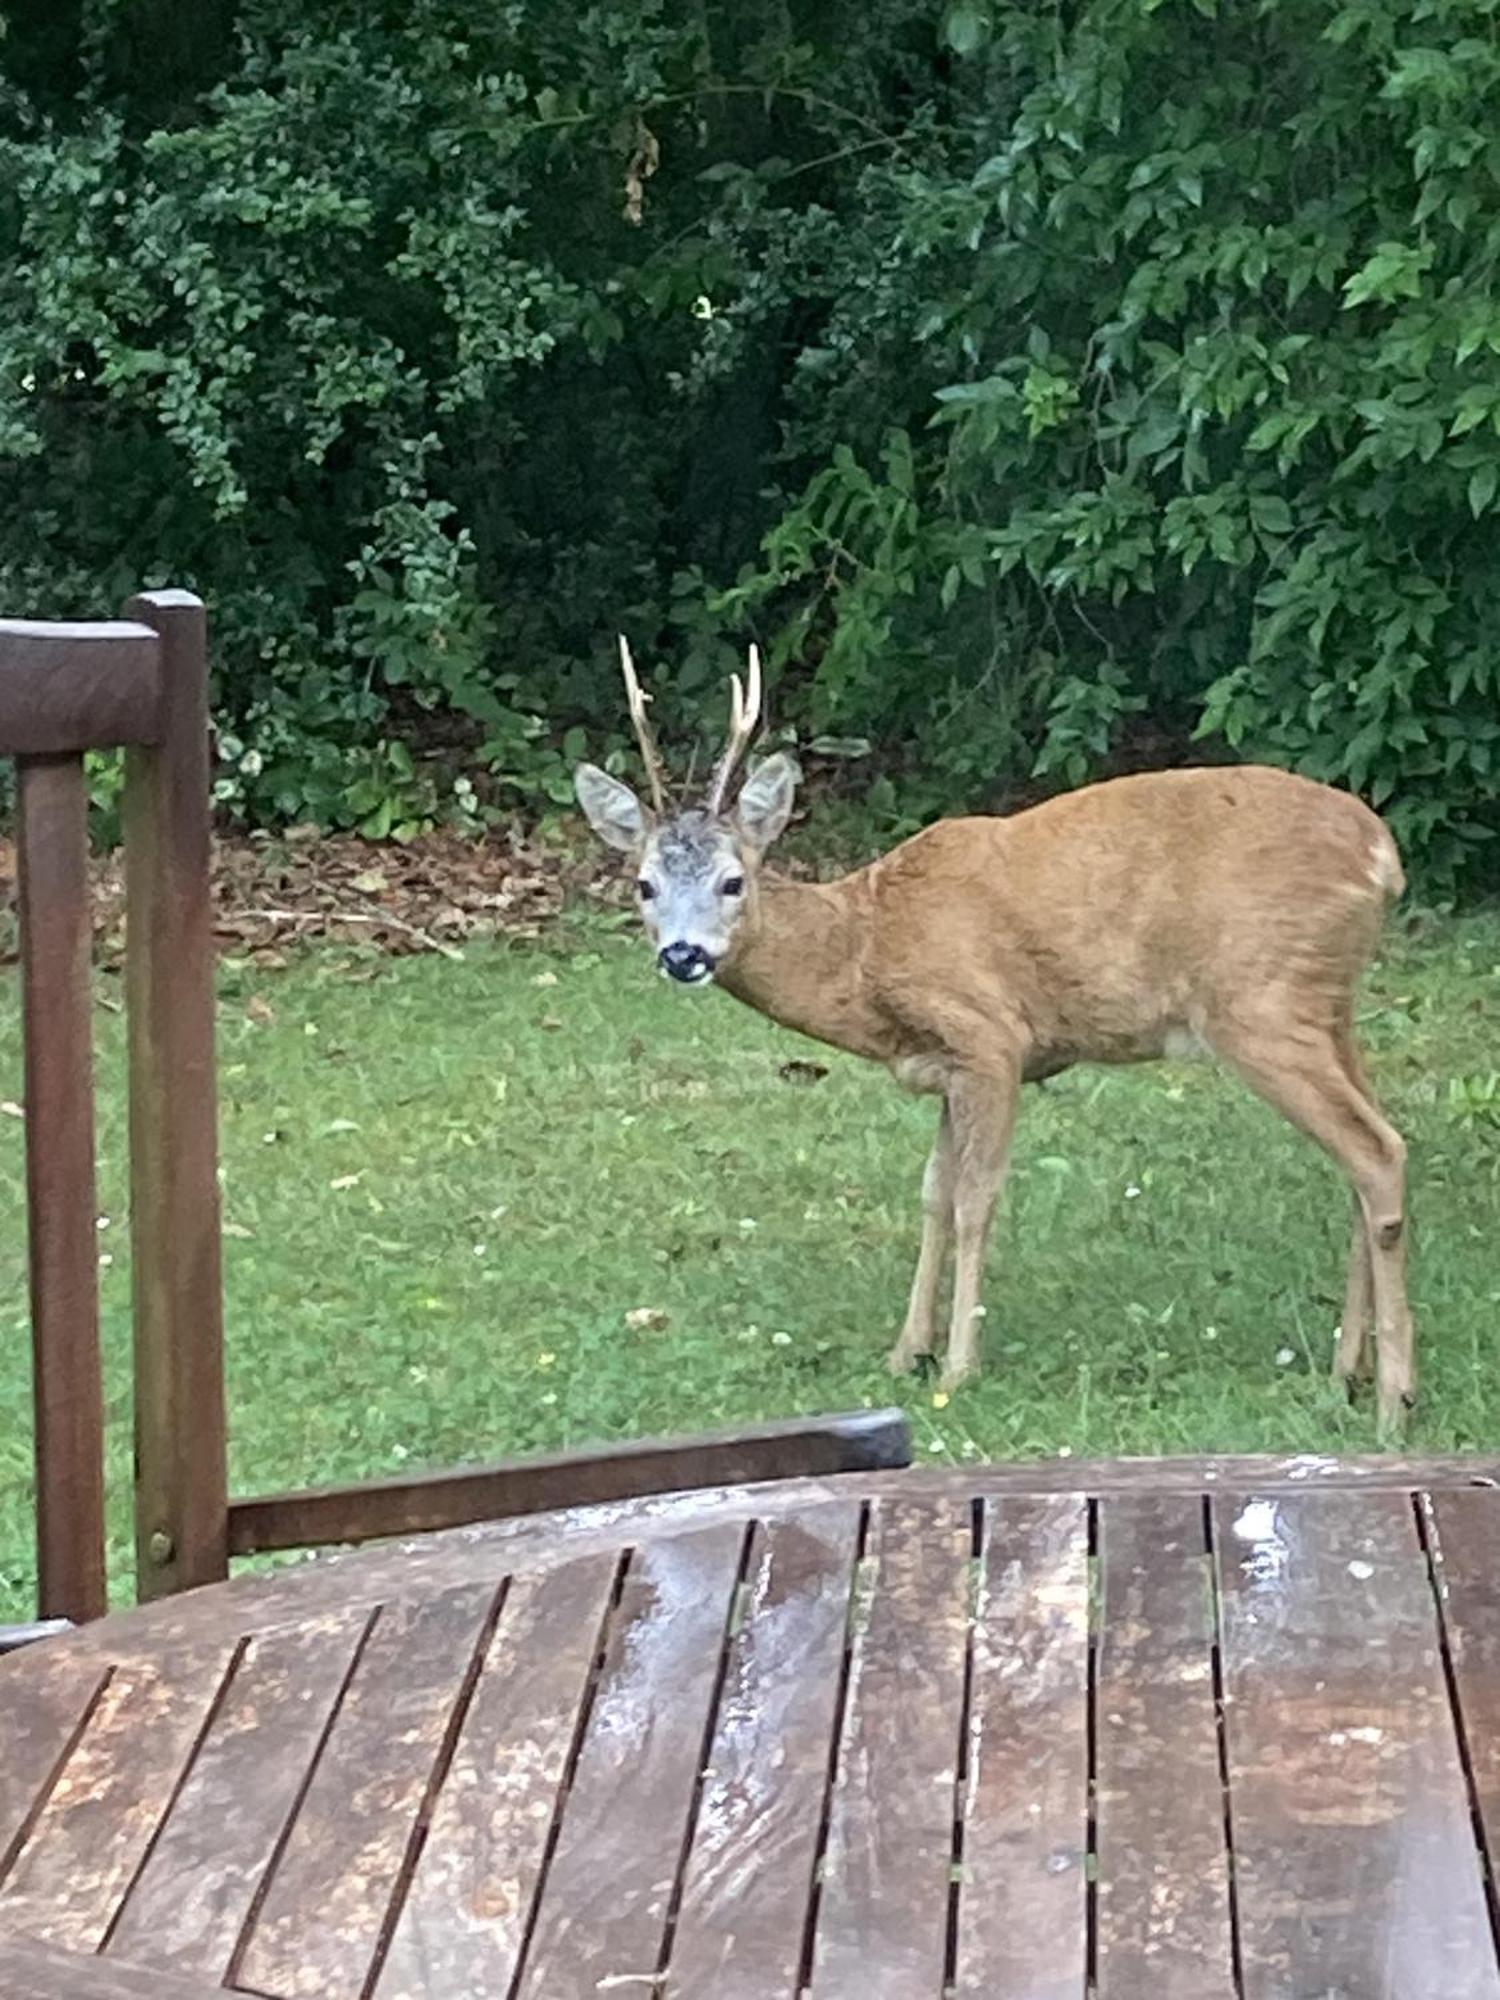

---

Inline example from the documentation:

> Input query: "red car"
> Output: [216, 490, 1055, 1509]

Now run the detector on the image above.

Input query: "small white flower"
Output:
[770, 1330, 792, 1347]
[1275, 1347, 1296, 1367]
[1125, 1184, 1142, 1199]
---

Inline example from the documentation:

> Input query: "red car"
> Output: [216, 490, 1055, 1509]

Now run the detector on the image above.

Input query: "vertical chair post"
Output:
[123, 590, 228, 1600]
[15, 755, 108, 1623]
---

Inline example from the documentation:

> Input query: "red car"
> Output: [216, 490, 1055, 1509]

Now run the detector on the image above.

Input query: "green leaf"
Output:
[1250, 495, 1294, 534]
[943, 1, 988, 54]
[1468, 463, 1498, 517]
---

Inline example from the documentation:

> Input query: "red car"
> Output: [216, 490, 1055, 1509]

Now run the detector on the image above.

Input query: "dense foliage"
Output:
[1, 0, 1497, 880]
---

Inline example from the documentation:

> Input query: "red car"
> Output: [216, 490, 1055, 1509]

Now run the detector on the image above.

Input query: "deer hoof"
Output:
[886, 1343, 932, 1378]
[938, 1361, 979, 1396]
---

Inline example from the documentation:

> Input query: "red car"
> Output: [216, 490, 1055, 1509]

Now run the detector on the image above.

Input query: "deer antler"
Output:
[705, 643, 762, 815]
[618, 634, 667, 816]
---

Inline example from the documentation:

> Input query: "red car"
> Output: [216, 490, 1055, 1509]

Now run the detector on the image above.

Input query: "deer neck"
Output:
[717, 872, 888, 1062]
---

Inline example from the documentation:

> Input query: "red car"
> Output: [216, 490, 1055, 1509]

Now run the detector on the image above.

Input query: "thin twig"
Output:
[221, 907, 466, 962]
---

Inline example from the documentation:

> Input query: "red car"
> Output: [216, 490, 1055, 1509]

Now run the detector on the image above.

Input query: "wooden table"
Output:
[1, 1456, 1499, 1999]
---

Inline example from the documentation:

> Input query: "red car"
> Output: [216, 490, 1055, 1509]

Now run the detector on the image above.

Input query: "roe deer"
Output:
[575, 641, 1413, 1429]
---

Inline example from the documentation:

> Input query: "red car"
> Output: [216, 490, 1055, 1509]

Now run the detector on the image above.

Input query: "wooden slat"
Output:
[16, 755, 107, 1624]
[227, 1409, 912, 1555]
[0, 620, 160, 756]
[0, 1936, 226, 2000]
[0, 1646, 236, 1953]
[1096, 1496, 1234, 1998]
[123, 590, 228, 1601]
[45, 1460, 1500, 1671]
[236, 1581, 497, 2000]
[954, 1496, 1089, 1998]
[517, 1522, 747, 2000]
[1426, 1490, 1500, 1887]
[105, 1608, 368, 1980]
[1215, 1490, 1500, 2000]
[665, 1505, 863, 1999]
[809, 1497, 971, 1999]
[965, 1454, 1500, 1494]
[375, 1553, 619, 2000]
[0, 1654, 111, 1870]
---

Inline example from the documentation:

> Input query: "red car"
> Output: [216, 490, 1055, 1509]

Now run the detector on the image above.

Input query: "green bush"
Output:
[0, 0, 1496, 883]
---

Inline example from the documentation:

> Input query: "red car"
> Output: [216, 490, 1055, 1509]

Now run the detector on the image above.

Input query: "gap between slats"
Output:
[796, 1499, 875, 1994]
[0, 1668, 115, 1890]
[359, 1580, 513, 1997]
[650, 1521, 762, 1985]
[942, 1497, 986, 1993]
[504, 1548, 634, 2000]
[1414, 1492, 1500, 1971]
[1202, 1495, 1246, 1998]
[99, 1640, 251, 1954]
[1086, 1497, 1100, 1996]
[224, 1605, 384, 1989]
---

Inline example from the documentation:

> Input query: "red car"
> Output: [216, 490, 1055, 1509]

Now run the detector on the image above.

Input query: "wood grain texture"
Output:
[375, 1553, 619, 2000]
[517, 1523, 747, 2000]
[954, 1495, 1089, 1998]
[809, 1497, 972, 2000]
[226, 1409, 911, 1555]
[1215, 1489, 1500, 2000]
[1424, 1491, 1500, 1908]
[0, 1937, 226, 2000]
[16, 755, 107, 1624]
[1095, 1495, 1235, 1998]
[0, 1646, 236, 1954]
[123, 591, 227, 1601]
[0, 1653, 110, 1872]
[236, 1581, 497, 2000]
[0, 620, 160, 757]
[106, 1607, 368, 1980]
[666, 1505, 862, 2000]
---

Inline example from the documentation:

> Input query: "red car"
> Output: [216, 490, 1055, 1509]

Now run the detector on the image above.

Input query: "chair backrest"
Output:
[1, 594, 228, 1620]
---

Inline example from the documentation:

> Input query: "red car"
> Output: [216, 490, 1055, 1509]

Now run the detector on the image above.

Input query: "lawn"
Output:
[1, 905, 1498, 1617]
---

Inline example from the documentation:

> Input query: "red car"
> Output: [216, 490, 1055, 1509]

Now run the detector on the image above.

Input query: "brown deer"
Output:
[574, 640, 1413, 1429]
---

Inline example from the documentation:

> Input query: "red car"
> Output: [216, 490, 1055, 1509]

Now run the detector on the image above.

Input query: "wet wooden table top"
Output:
[2, 1454, 1499, 2000]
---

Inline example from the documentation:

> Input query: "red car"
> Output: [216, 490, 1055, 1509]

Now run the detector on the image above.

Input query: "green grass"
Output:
[2, 910, 1499, 1617]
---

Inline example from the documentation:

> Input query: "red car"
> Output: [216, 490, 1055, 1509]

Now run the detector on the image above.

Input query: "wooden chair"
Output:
[1, 593, 909, 1631]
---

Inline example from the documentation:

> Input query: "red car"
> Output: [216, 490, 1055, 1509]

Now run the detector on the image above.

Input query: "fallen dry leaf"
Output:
[778, 1059, 829, 1085]
[624, 1307, 671, 1333]
[245, 995, 276, 1026]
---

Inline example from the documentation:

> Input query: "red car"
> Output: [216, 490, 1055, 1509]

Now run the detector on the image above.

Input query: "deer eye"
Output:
[721, 874, 745, 897]
[637, 879, 656, 901]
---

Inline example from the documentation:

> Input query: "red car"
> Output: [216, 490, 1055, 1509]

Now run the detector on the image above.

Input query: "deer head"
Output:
[573, 639, 799, 984]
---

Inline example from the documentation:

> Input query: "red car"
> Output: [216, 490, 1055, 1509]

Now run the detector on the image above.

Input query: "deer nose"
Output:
[659, 941, 714, 984]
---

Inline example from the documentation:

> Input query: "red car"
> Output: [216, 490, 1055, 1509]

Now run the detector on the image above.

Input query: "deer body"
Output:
[576, 648, 1413, 1430]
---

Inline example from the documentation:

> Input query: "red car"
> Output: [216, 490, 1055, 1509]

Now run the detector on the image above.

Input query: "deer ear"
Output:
[574, 763, 650, 853]
[734, 752, 799, 853]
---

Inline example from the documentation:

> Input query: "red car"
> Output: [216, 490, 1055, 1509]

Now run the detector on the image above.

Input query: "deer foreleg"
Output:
[889, 1104, 955, 1376]
[940, 1068, 1020, 1394]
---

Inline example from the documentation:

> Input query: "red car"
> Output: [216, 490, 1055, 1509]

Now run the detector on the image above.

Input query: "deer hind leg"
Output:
[1331, 1023, 1393, 1392]
[940, 1069, 1020, 1395]
[1335, 1196, 1374, 1389]
[889, 1103, 955, 1377]
[1214, 1019, 1413, 1432]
